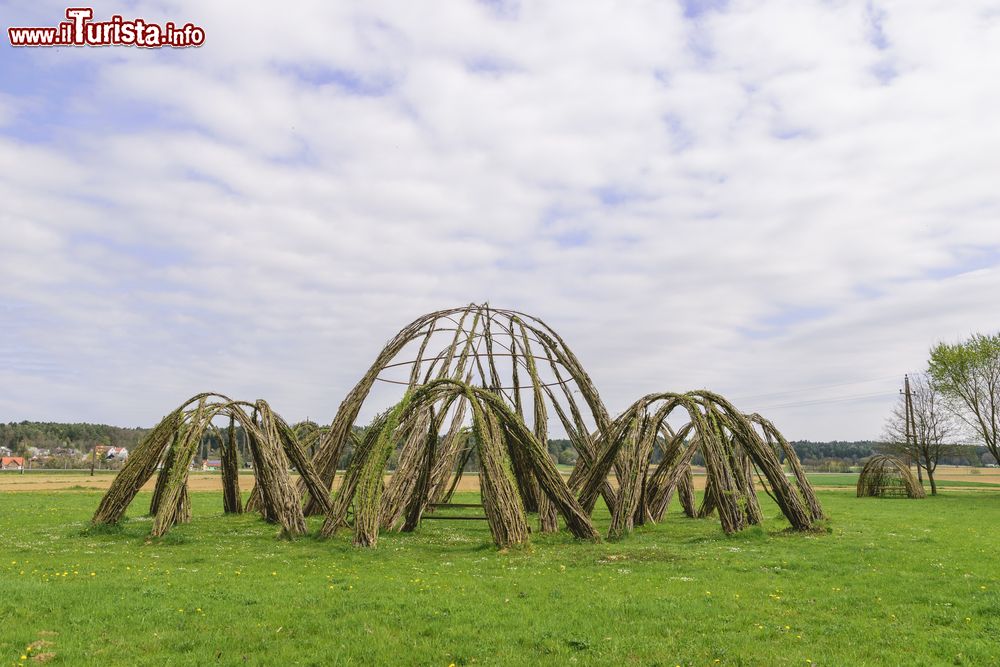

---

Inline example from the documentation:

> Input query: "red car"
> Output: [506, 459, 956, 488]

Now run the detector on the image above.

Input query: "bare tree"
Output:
[881, 373, 960, 495]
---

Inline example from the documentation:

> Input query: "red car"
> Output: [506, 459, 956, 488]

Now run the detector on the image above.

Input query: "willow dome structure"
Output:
[304, 305, 617, 521]
[93, 303, 825, 548]
[857, 455, 926, 498]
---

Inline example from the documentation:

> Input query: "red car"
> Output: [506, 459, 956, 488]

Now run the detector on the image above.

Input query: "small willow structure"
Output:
[92, 393, 331, 538]
[91, 303, 825, 549]
[857, 455, 926, 498]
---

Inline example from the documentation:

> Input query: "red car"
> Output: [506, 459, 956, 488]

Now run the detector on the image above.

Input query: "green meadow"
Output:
[1, 483, 998, 666]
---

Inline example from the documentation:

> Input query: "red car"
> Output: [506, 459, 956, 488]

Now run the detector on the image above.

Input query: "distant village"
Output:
[0, 445, 244, 473]
[0, 421, 277, 474]
[0, 444, 129, 471]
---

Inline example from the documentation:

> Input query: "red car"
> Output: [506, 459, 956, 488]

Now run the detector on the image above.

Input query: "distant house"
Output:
[105, 446, 129, 461]
[91, 445, 128, 462]
[1, 456, 25, 471]
[202, 459, 222, 471]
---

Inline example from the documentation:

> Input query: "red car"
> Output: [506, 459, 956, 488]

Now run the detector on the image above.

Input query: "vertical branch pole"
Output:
[222, 414, 243, 514]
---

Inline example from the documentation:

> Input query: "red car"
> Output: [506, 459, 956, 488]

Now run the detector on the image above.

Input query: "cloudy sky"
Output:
[1, 0, 999, 440]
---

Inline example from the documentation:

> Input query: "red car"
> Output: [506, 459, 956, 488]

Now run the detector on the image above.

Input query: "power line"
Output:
[729, 374, 900, 403]
[753, 390, 895, 411]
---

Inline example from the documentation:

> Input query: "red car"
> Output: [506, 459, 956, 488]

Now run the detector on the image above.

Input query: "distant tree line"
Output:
[793, 439, 987, 473]
[3, 418, 992, 474]
[0, 421, 150, 455]
[551, 437, 986, 473]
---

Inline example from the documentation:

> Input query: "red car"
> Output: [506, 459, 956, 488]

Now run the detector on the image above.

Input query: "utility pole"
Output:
[903, 374, 922, 483]
[90, 444, 98, 477]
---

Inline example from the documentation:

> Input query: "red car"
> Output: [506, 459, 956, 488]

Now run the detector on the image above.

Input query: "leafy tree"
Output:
[881, 372, 960, 495]
[929, 333, 1000, 466]
[557, 448, 578, 465]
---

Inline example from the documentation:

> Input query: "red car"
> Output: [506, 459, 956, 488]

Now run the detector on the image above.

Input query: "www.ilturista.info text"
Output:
[8, 8, 205, 48]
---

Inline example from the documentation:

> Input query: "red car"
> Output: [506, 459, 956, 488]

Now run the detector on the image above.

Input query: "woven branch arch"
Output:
[92, 393, 331, 538]
[318, 379, 600, 548]
[857, 455, 926, 498]
[574, 390, 824, 537]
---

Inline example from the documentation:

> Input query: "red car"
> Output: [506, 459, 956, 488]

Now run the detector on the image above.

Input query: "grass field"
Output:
[1, 479, 998, 665]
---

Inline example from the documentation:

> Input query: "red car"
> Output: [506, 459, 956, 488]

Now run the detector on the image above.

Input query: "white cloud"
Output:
[1, 0, 999, 440]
